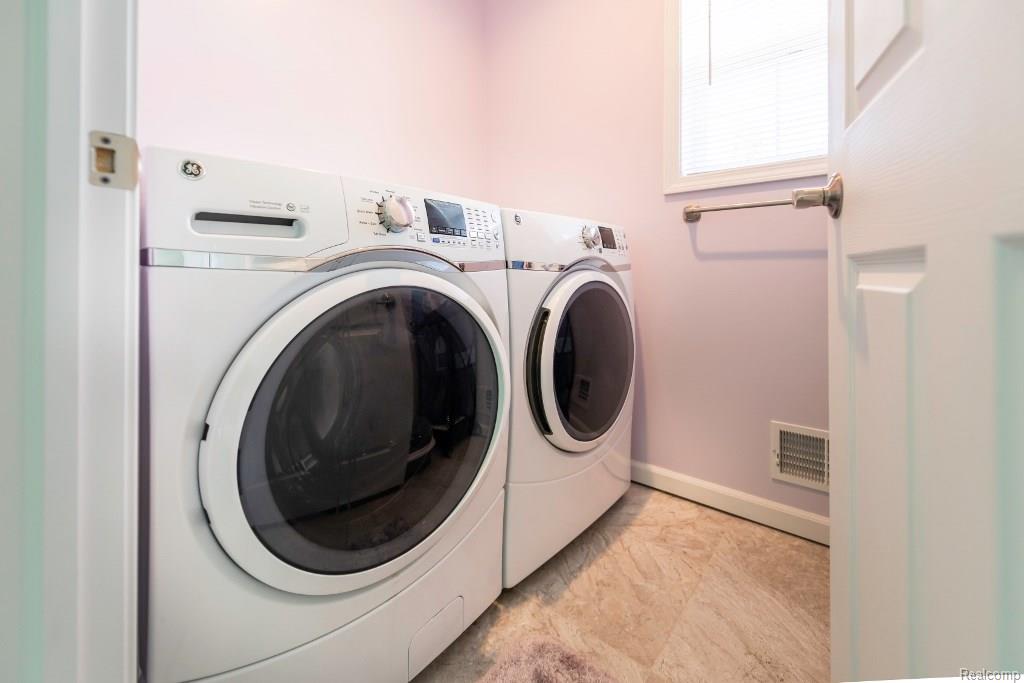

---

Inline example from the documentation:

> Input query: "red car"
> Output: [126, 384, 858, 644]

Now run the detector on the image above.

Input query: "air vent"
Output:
[770, 421, 829, 492]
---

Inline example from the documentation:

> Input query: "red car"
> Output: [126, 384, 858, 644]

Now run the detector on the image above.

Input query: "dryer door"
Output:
[199, 268, 508, 595]
[527, 269, 635, 453]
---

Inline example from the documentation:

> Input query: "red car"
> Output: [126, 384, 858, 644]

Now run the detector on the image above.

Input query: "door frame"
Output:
[4, 0, 138, 680]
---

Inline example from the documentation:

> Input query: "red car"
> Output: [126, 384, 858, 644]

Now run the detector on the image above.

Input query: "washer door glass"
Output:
[237, 286, 499, 575]
[549, 281, 634, 442]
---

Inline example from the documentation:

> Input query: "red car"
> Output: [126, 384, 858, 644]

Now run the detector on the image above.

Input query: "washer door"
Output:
[199, 269, 508, 595]
[526, 269, 635, 453]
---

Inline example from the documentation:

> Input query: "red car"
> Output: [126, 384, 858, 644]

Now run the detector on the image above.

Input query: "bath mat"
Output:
[480, 638, 619, 683]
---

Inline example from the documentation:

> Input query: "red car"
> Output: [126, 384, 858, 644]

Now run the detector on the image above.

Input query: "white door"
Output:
[829, 1, 1024, 679]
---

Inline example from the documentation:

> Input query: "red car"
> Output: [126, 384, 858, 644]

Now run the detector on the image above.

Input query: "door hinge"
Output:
[89, 130, 139, 189]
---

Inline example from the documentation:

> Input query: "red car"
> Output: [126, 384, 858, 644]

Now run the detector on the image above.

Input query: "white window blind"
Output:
[678, 0, 828, 177]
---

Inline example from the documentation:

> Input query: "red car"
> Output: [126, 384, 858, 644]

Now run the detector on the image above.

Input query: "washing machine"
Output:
[141, 148, 510, 682]
[500, 209, 635, 588]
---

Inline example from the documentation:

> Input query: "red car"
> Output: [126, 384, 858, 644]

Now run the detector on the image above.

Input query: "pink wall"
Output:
[482, 0, 829, 516]
[137, 1, 828, 516]
[137, 1, 489, 198]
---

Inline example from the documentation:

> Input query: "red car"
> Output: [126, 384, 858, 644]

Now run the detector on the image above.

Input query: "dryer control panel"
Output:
[597, 225, 628, 253]
[582, 224, 628, 256]
[501, 208, 631, 270]
[345, 177, 503, 255]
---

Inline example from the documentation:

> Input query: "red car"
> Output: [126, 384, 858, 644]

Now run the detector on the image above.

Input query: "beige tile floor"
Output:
[417, 483, 829, 683]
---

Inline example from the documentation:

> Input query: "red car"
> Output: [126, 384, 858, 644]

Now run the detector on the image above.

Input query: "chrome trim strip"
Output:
[459, 259, 508, 273]
[506, 260, 567, 272]
[311, 246, 461, 274]
[141, 247, 507, 273]
[506, 259, 631, 273]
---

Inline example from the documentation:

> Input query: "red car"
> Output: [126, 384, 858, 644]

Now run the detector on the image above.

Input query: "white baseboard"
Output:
[631, 462, 830, 545]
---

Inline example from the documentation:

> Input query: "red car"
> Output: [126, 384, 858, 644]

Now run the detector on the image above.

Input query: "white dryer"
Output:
[141, 148, 510, 682]
[501, 209, 634, 588]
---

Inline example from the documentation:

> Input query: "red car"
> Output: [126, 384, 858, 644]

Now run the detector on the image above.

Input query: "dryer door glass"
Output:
[550, 282, 634, 442]
[236, 286, 499, 575]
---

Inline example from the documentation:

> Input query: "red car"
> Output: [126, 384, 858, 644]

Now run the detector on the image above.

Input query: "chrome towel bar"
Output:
[683, 173, 844, 223]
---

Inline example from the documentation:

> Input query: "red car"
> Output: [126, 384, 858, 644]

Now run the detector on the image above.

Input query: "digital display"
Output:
[598, 226, 617, 249]
[424, 199, 467, 237]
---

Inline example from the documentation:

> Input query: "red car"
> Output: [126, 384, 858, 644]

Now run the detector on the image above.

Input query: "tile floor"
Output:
[417, 483, 829, 682]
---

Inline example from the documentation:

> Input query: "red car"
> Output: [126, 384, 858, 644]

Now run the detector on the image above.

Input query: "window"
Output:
[664, 0, 828, 193]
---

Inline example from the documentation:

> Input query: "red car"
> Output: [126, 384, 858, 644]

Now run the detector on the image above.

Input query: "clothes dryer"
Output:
[501, 209, 634, 587]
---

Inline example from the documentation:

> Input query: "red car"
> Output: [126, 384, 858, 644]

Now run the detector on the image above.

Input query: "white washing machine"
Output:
[141, 148, 510, 682]
[500, 209, 635, 588]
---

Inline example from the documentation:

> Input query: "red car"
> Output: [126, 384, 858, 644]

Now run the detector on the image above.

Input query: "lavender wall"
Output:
[137, 1, 489, 198]
[137, 1, 828, 516]
[482, 0, 829, 516]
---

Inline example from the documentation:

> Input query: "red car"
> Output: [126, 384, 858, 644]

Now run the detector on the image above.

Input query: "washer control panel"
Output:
[379, 195, 416, 233]
[347, 177, 503, 254]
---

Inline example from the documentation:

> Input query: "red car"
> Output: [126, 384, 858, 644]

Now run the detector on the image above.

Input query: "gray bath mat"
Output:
[480, 638, 619, 683]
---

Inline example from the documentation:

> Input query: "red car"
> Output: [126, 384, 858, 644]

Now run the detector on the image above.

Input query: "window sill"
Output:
[663, 156, 827, 195]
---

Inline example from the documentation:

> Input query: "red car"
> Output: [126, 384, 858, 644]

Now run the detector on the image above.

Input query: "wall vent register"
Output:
[770, 420, 829, 492]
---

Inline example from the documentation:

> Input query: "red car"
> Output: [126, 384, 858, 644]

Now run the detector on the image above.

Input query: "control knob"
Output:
[581, 224, 601, 248]
[379, 195, 415, 232]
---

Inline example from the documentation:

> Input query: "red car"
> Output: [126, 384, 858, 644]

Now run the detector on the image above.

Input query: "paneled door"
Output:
[828, 1, 1024, 679]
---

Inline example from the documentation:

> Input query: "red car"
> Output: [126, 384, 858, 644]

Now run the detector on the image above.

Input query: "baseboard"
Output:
[630, 462, 830, 546]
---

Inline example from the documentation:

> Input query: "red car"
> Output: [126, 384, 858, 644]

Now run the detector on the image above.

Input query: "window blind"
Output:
[679, 0, 828, 176]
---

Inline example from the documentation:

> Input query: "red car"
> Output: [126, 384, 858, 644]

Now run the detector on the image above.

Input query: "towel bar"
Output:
[683, 173, 843, 223]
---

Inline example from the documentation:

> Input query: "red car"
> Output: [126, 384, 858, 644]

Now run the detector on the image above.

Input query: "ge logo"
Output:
[514, 213, 522, 225]
[180, 160, 204, 180]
